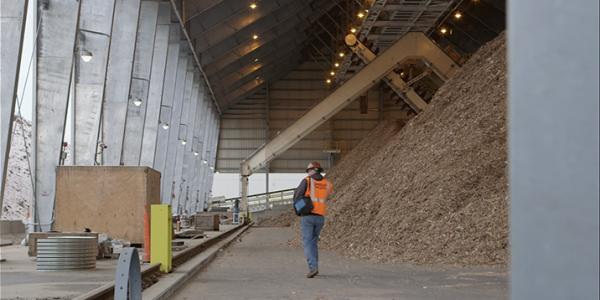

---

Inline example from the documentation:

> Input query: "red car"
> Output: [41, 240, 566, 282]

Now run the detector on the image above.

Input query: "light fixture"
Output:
[132, 97, 142, 106]
[350, 28, 357, 34]
[252, 34, 258, 40]
[255, 76, 261, 81]
[338, 52, 345, 58]
[325, 79, 332, 84]
[329, 71, 335, 76]
[181, 139, 187, 145]
[210, 166, 214, 170]
[194, 151, 199, 156]
[357, 12, 365, 18]
[334, 62, 340, 67]
[440, 27, 448, 34]
[161, 123, 169, 130]
[400, 72, 405, 77]
[203, 159, 208, 164]
[80, 50, 93, 62]
[254, 58, 259, 62]
[249, 3, 257, 9]
[454, 11, 462, 19]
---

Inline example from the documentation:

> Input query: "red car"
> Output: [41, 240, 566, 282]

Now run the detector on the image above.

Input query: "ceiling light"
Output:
[181, 139, 187, 145]
[440, 27, 448, 34]
[254, 58, 259, 62]
[454, 12, 462, 19]
[365, 9, 369, 13]
[203, 159, 208, 164]
[350, 28, 357, 34]
[249, 3, 257, 9]
[194, 151, 199, 156]
[210, 166, 214, 170]
[334, 62, 340, 67]
[252, 34, 258, 40]
[330, 71, 335, 76]
[357, 12, 365, 18]
[400, 72, 405, 77]
[338, 52, 345, 58]
[325, 79, 332, 84]
[80, 50, 93, 62]
[161, 123, 169, 130]
[132, 97, 142, 106]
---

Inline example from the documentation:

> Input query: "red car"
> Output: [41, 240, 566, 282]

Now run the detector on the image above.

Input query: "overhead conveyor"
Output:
[239, 32, 458, 213]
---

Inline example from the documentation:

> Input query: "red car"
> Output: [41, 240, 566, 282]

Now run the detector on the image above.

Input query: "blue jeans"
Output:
[301, 215, 325, 272]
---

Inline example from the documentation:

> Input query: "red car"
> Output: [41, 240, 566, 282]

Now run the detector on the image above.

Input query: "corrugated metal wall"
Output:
[217, 61, 410, 173]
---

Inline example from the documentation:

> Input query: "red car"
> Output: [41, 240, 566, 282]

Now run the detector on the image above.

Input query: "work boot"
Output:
[306, 269, 318, 278]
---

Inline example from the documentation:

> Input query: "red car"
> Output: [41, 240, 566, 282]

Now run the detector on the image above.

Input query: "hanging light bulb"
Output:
[350, 28, 357, 34]
[252, 34, 258, 40]
[329, 71, 335, 76]
[80, 50, 93, 62]
[161, 123, 169, 130]
[334, 62, 340, 68]
[357, 12, 365, 18]
[132, 97, 142, 106]
[249, 3, 257, 9]
[338, 52, 345, 58]
[181, 139, 187, 145]
[454, 11, 462, 19]
[194, 151, 199, 156]
[203, 159, 208, 164]
[325, 78, 332, 84]
[440, 27, 448, 34]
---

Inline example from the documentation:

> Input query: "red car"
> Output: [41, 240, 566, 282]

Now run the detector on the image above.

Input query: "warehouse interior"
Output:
[0, 0, 598, 299]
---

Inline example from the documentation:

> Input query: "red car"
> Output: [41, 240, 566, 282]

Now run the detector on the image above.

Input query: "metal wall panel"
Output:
[0, 0, 28, 204]
[122, 1, 159, 165]
[34, 0, 80, 231]
[160, 54, 189, 204]
[73, 0, 116, 165]
[139, 3, 171, 167]
[152, 25, 180, 174]
[101, 0, 141, 165]
[181, 83, 204, 213]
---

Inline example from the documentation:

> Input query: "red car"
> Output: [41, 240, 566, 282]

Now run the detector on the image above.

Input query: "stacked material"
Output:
[2, 117, 33, 220]
[36, 236, 98, 271]
[292, 34, 508, 266]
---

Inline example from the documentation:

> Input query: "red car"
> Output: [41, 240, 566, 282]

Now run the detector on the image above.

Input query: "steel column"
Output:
[0, 0, 28, 206]
[509, 0, 599, 299]
[160, 54, 189, 205]
[121, 1, 159, 166]
[152, 25, 180, 174]
[34, 0, 81, 231]
[101, 0, 141, 165]
[139, 3, 171, 167]
[73, 0, 116, 165]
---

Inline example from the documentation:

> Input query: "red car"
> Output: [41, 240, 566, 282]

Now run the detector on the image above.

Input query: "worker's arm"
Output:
[293, 178, 307, 201]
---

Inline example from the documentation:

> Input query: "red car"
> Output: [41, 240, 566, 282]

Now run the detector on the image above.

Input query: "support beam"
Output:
[241, 32, 459, 179]
[73, 0, 116, 165]
[152, 26, 180, 173]
[0, 0, 28, 206]
[122, 1, 160, 165]
[345, 33, 455, 112]
[101, 0, 141, 165]
[34, 0, 80, 231]
[509, 0, 599, 298]
[139, 3, 171, 167]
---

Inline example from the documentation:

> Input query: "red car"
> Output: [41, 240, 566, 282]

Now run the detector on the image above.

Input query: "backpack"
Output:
[293, 195, 313, 216]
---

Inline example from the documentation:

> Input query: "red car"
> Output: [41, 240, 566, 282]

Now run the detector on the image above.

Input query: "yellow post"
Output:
[151, 204, 172, 273]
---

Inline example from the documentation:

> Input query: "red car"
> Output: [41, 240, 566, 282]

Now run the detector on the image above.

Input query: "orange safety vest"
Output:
[304, 177, 333, 216]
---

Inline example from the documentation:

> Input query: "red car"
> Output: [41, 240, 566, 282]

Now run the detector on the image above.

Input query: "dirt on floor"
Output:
[289, 33, 508, 266]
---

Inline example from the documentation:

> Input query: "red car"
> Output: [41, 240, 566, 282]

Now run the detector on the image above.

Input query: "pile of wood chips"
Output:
[291, 33, 508, 266]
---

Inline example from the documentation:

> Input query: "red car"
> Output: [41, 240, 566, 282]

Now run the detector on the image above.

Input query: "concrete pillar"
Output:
[160, 54, 189, 205]
[73, 0, 116, 165]
[178, 77, 200, 214]
[34, 0, 81, 231]
[509, 0, 599, 299]
[152, 25, 180, 174]
[0, 0, 28, 205]
[101, 0, 141, 165]
[121, 0, 159, 165]
[139, 3, 171, 167]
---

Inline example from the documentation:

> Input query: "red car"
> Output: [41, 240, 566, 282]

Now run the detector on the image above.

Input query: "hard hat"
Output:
[306, 161, 323, 172]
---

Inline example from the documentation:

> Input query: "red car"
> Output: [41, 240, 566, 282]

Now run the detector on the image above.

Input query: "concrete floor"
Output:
[173, 227, 508, 300]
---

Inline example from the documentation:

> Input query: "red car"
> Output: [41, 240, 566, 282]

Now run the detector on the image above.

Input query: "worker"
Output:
[293, 161, 333, 278]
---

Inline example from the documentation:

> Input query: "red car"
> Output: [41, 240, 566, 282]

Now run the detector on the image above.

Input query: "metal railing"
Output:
[209, 188, 295, 213]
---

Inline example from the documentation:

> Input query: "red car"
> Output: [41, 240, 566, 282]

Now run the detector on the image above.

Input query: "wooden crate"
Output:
[194, 214, 220, 231]
[54, 166, 160, 243]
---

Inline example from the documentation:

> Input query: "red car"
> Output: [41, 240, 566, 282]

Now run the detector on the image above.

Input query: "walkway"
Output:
[173, 227, 508, 300]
